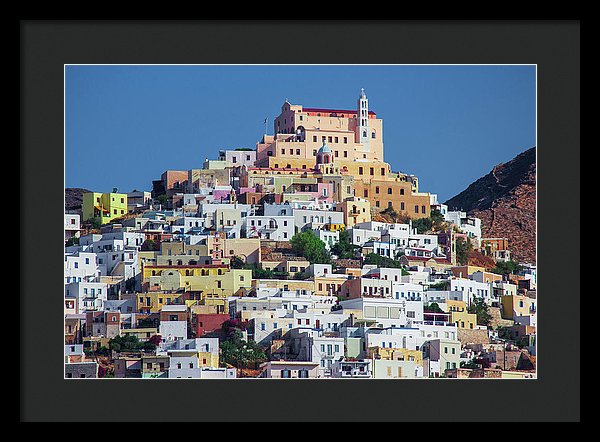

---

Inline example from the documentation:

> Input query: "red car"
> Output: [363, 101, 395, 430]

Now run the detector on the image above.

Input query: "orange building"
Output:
[251, 90, 431, 218]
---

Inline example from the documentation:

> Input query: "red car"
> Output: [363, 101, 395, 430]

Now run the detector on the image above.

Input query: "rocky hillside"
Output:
[65, 187, 91, 214]
[445, 147, 536, 264]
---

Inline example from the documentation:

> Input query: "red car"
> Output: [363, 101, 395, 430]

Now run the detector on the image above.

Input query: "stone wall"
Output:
[488, 306, 514, 329]
[65, 362, 98, 378]
[457, 328, 490, 346]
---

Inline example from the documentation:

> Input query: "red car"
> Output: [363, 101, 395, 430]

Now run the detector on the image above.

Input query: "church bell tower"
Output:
[357, 88, 370, 152]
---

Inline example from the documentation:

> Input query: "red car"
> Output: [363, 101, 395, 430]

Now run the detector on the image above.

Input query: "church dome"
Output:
[317, 142, 331, 154]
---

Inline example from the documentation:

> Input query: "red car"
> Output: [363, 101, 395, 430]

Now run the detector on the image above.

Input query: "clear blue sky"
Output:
[66, 65, 536, 201]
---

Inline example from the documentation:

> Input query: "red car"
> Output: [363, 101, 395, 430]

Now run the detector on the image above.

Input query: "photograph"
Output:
[63, 64, 538, 380]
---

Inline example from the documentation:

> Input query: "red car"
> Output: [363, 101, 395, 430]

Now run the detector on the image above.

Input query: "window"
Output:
[358, 167, 363, 175]
[400, 188, 405, 195]
[415, 205, 419, 214]
[281, 369, 291, 378]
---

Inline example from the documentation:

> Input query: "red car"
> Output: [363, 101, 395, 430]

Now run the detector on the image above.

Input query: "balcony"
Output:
[423, 320, 455, 327]
[340, 369, 370, 377]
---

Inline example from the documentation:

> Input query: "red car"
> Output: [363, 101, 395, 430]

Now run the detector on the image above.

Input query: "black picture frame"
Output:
[21, 20, 580, 422]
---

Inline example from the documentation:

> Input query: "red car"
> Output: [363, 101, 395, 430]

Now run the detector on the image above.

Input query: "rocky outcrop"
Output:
[445, 147, 536, 264]
[65, 187, 91, 214]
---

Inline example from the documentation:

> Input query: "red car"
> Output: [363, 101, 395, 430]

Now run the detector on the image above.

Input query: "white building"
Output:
[444, 211, 482, 242]
[450, 277, 493, 305]
[64, 252, 100, 284]
[391, 282, 425, 301]
[219, 149, 256, 167]
[265, 203, 344, 232]
[159, 305, 188, 341]
[65, 214, 81, 240]
[65, 281, 108, 313]
[314, 229, 339, 250]
[365, 326, 421, 351]
[340, 297, 424, 329]
[127, 189, 152, 212]
[245, 215, 294, 241]
[331, 359, 371, 378]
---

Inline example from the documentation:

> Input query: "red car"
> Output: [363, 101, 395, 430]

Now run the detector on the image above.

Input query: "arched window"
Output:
[372, 131, 376, 139]
[363, 131, 367, 137]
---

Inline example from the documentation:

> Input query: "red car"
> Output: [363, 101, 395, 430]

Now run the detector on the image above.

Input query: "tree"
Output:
[84, 217, 102, 230]
[95, 346, 110, 356]
[424, 302, 444, 313]
[330, 229, 359, 259]
[108, 334, 147, 352]
[492, 260, 522, 276]
[219, 320, 266, 369]
[363, 253, 408, 273]
[230, 256, 245, 269]
[412, 217, 433, 234]
[243, 262, 277, 279]
[147, 334, 162, 346]
[293, 271, 310, 280]
[455, 237, 473, 266]
[430, 208, 445, 225]
[65, 236, 80, 247]
[290, 230, 331, 264]
[467, 297, 492, 326]
[429, 280, 450, 291]
[411, 209, 447, 234]
[155, 194, 169, 206]
[141, 239, 159, 251]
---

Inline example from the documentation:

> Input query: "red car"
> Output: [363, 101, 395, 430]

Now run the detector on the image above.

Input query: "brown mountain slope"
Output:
[444, 147, 536, 264]
[65, 188, 91, 214]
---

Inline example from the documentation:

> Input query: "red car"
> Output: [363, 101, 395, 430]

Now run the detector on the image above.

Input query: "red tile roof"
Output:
[302, 107, 376, 116]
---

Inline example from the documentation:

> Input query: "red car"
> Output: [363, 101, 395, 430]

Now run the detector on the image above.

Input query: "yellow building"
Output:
[446, 300, 478, 330]
[121, 328, 158, 341]
[451, 265, 487, 278]
[314, 275, 350, 297]
[250, 91, 431, 218]
[197, 351, 220, 368]
[136, 292, 186, 314]
[336, 197, 371, 228]
[82, 191, 128, 224]
[500, 294, 536, 320]
[368, 347, 424, 366]
[143, 264, 252, 314]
